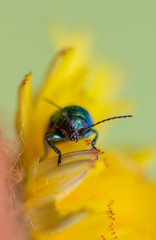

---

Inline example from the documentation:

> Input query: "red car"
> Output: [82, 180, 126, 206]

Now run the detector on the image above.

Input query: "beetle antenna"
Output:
[85, 115, 133, 129]
[43, 98, 70, 122]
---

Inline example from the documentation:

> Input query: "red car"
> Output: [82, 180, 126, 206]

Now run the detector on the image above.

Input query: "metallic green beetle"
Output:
[42, 99, 133, 166]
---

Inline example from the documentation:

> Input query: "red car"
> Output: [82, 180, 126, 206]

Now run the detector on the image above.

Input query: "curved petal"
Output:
[16, 73, 33, 140]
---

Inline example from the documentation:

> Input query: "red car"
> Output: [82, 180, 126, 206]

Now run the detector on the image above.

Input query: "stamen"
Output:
[106, 200, 118, 240]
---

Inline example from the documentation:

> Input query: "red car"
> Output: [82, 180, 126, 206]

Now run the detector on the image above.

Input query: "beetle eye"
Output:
[64, 120, 72, 133]
[79, 128, 84, 135]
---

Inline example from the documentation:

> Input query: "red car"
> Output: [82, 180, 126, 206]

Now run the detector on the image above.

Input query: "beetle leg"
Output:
[46, 140, 61, 166]
[46, 133, 66, 166]
[91, 129, 98, 150]
[83, 129, 98, 149]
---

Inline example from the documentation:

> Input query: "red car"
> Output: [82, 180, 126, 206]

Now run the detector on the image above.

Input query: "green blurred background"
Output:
[0, 0, 155, 147]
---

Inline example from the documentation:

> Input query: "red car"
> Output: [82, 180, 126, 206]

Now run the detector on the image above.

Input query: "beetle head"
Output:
[65, 116, 88, 142]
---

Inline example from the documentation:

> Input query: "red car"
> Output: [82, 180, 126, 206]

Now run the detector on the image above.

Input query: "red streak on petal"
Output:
[21, 79, 28, 86]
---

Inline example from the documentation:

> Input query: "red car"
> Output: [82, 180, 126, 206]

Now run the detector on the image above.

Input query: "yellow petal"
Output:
[16, 73, 33, 139]
[27, 197, 88, 235]
[25, 148, 100, 238]
[55, 151, 156, 240]
[25, 148, 99, 202]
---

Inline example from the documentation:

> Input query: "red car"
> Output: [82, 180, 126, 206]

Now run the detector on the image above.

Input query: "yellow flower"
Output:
[16, 31, 156, 240]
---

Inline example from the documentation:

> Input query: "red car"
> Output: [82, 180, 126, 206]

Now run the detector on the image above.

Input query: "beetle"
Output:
[41, 98, 133, 166]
